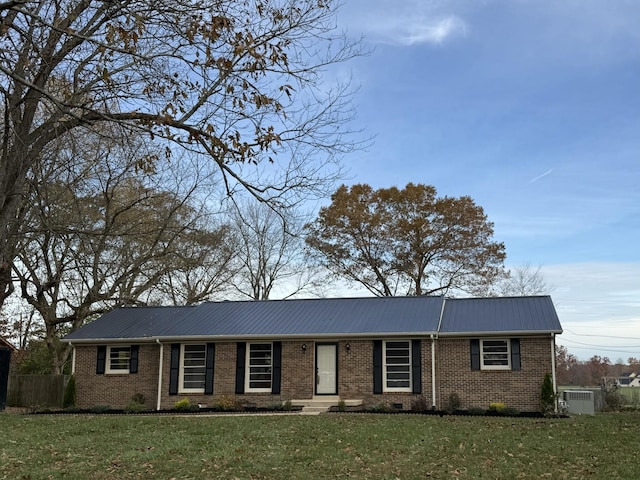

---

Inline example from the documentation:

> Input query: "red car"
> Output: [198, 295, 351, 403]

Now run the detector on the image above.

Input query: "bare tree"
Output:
[230, 200, 326, 300]
[496, 264, 553, 296]
[0, 0, 362, 308]
[13, 130, 235, 373]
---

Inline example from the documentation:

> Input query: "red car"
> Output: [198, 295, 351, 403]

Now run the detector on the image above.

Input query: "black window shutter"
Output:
[373, 340, 383, 394]
[470, 339, 480, 371]
[271, 342, 282, 394]
[129, 345, 139, 374]
[235, 342, 246, 394]
[411, 340, 422, 394]
[204, 343, 215, 394]
[96, 346, 106, 374]
[169, 343, 180, 395]
[511, 338, 521, 371]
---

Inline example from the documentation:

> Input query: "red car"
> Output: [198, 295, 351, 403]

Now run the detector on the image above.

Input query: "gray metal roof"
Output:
[64, 306, 194, 341]
[438, 296, 562, 335]
[63, 296, 445, 342]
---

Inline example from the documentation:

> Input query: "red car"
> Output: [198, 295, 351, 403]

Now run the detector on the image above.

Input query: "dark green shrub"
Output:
[540, 373, 556, 415]
[410, 397, 429, 412]
[468, 407, 486, 416]
[444, 393, 461, 414]
[63, 375, 76, 409]
[124, 393, 147, 413]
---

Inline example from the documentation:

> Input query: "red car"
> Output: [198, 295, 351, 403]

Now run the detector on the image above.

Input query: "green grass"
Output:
[1, 412, 639, 479]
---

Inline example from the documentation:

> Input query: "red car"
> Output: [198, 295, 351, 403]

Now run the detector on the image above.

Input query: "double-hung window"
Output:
[180, 344, 207, 392]
[383, 340, 412, 392]
[106, 346, 131, 374]
[246, 343, 272, 392]
[480, 339, 510, 370]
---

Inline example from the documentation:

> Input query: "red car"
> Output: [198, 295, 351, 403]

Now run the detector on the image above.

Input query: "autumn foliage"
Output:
[305, 183, 506, 296]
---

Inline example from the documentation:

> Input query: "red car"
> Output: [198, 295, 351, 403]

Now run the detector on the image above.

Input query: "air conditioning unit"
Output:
[563, 390, 595, 415]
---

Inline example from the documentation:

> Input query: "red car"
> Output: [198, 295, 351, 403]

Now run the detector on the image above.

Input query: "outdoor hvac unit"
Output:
[563, 390, 595, 415]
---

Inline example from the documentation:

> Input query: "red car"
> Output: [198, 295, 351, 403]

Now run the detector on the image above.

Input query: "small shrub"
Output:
[213, 395, 239, 411]
[444, 393, 461, 414]
[468, 407, 486, 416]
[502, 407, 520, 416]
[124, 401, 146, 413]
[337, 400, 346, 412]
[489, 402, 506, 412]
[282, 400, 293, 411]
[540, 373, 556, 415]
[174, 398, 192, 411]
[63, 375, 76, 409]
[124, 393, 147, 413]
[603, 389, 625, 411]
[410, 397, 429, 412]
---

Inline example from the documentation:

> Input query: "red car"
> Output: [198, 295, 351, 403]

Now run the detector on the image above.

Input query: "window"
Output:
[106, 346, 130, 374]
[481, 339, 510, 370]
[246, 343, 272, 392]
[180, 344, 207, 392]
[383, 341, 412, 392]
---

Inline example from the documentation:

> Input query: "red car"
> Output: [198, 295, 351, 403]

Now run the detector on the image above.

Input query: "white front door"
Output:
[316, 344, 337, 395]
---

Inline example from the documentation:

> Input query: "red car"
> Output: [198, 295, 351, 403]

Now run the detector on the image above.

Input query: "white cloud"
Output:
[366, 15, 467, 46]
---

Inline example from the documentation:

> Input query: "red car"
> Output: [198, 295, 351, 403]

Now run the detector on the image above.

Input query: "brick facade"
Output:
[436, 336, 553, 411]
[73, 335, 553, 412]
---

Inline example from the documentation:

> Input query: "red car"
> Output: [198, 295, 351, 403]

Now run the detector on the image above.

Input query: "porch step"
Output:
[290, 396, 363, 413]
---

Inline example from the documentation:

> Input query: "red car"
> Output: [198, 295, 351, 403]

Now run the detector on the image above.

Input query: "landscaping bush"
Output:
[63, 375, 76, 409]
[213, 395, 240, 411]
[174, 398, 192, 411]
[410, 397, 430, 412]
[124, 394, 147, 413]
[444, 392, 461, 414]
[540, 373, 556, 415]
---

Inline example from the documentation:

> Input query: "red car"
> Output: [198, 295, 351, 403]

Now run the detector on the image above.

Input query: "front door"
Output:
[316, 343, 337, 395]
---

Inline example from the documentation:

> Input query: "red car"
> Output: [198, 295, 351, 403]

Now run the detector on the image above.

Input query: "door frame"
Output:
[315, 342, 339, 395]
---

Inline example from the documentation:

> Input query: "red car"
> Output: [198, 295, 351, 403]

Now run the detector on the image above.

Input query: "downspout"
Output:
[70, 343, 76, 375]
[431, 334, 437, 409]
[550, 333, 558, 414]
[156, 339, 164, 411]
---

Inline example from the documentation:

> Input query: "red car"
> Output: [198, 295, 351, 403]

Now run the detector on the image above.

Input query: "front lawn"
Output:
[1, 412, 638, 479]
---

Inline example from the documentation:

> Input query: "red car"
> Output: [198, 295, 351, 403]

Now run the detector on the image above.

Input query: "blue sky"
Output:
[327, 0, 640, 360]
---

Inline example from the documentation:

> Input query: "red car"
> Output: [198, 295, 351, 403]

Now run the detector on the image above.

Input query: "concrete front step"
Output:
[290, 397, 363, 413]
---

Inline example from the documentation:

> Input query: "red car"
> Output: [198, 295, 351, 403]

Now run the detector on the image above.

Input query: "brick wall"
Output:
[436, 336, 553, 412]
[73, 336, 553, 412]
[74, 344, 159, 409]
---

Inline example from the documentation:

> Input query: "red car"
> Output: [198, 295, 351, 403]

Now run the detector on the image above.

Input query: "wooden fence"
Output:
[7, 374, 68, 408]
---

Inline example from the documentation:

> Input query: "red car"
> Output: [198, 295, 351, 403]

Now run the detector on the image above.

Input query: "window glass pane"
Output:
[182, 344, 206, 390]
[482, 340, 509, 367]
[109, 347, 130, 371]
[384, 341, 411, 390]
[248, 343, 272, 390]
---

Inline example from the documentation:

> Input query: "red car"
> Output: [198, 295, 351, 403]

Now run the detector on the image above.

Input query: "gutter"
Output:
[436, 329, 563, 337]
[61, 331, 441, 344]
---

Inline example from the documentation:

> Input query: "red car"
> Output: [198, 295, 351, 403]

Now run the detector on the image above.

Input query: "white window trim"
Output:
[480, 339, 511, 371]
[383, 340, 412, 393]
[178, 343, 207, 394]
[105, 345, 130, 374]
[245, 342, 273, 393]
